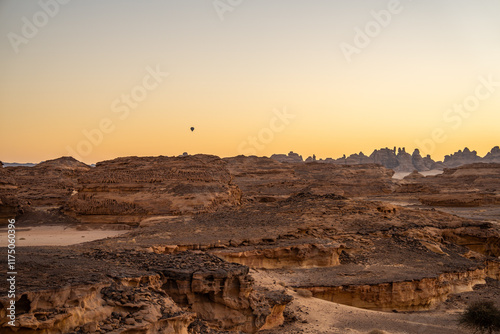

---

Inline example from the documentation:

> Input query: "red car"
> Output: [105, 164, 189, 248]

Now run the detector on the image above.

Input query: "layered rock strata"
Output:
[65, 155, 242, 224]
[0, 249, 291, 333]
[300, 261, 500, 311]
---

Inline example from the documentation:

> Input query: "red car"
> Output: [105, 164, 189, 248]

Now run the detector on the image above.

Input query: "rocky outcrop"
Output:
[0, 249, 291, 333]
[345, 152, 373, 165]
[444, 147, 482, 168]
[211, 243, 345, 269]
[442, 226, 500, 257]
[1, 155, 243, 226]
[394, 148, 414, 172]
[300, 262, 500, 312]
[156, 252, 291, 332]
[304, 154, 317, 163]
[0, 195, 22, 224]
[423, 154, 438, 170]
[269, 146, 500, 171]
[331, 147, 440, 172]
[419, 193, 500, 207]
[293, 163, 395, 197]
[370, 148, 400, 169]
[224, 156, 395, 201]
[2, 157, 90, 209]
[411, 149, 430, 172]
[0, 277, 195, 334]
[1, 158, 90, 224]
[396, 163, 500, 206]
[269, 151, 303, 163]
[0, 162, 22, 223]
[65, 155, 242, 225]
[484, 146, 500, 163]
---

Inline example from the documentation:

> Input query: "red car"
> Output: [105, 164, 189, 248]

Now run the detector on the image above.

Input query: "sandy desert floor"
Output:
[0, 225, 129, 246]
[253, 270, 469, 334]
[392, 170, 444, 180]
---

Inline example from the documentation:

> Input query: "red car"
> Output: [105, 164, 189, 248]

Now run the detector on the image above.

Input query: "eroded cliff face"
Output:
[3, 157, 90, 208]
[0, 158, 89, 224]
[419, 193, 500, 207]
[211, 243, 344, 269]
[64, 155, 242, 224]
[0, 250, 291, 334]
[299, 261, 500, 312]
[396, 163, 500, 207]
[0, 275, 195, 334]
[151, 252, 292, 333]
[442, 227, 500, 257]
[0, 155, 243, 226]
[443, 148, 483, 168]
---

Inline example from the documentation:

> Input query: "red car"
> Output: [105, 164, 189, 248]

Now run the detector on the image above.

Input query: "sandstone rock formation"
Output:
[0, 155, 245, 226]
[224, 156, 395, 202]
[443, 147, 482, 168]
[269, 151, 303, 163]
[153, 252, 291, 332]
[0, 249, 291, 333]
[411, 149, 430, 171]
[484, 146, 500, 163]
[0, 161, 22, 221]
[440, 146, 500, 167]
[397, 163, 500, 207]
[0, 157, 90, 224]
[300, 262, 500, 311]
[1, 152, 500, 333]
[370, 148, 400, 169]
[113, 189, 500, 315]
[268, 146, 500, 172]
[345, 151, 373, 165]
[3, 156, 90, 209]
[394, 147, 414, 172]
[64, 155, 242, 224]
[212, 242, 345, 269]
[2, 154, 395, 226]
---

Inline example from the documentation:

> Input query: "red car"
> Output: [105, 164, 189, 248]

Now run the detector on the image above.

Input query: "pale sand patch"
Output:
[252, 269, 467, 334]
[393, 169, 444, 180]
[0, 225, 128, 246]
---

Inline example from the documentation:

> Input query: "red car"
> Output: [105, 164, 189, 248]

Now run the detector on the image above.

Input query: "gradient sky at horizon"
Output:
[1, 0, 499, 164]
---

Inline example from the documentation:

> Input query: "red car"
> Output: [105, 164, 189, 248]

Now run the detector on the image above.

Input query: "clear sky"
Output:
[1, 0, 499, 164]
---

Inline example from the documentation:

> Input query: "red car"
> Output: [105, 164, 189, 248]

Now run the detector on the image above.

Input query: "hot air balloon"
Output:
[190, 127, 195, 132]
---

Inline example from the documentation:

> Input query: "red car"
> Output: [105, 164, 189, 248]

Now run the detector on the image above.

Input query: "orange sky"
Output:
[1, 0, 499, 164]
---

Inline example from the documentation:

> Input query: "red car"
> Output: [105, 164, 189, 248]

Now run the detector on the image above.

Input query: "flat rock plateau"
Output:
[0, 154, 499, 334]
